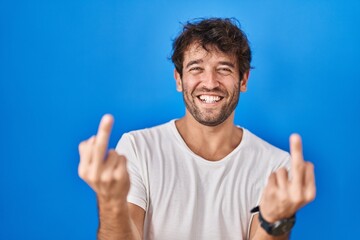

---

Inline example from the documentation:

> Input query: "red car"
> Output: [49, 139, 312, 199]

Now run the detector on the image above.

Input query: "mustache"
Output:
[194, 86, 227, 95]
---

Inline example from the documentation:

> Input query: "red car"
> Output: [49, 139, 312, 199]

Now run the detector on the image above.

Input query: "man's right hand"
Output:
[78, 114, 144, 239]
[78, 114, 130, 207]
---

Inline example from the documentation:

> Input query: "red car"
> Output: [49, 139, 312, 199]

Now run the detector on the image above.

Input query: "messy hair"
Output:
[171, 17, 252, 79]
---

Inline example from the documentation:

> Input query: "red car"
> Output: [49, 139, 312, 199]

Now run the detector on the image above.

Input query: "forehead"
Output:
[183, 42, 237, 65]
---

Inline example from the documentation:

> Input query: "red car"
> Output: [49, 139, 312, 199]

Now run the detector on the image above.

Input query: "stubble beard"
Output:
[182, 82, 241, 127]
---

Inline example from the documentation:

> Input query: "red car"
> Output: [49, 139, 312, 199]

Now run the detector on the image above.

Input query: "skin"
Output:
[78, 115, 144, 240]
[174, 43, 249, 160]
[78, 42, 316, 239]
[177, 44, 242, 127]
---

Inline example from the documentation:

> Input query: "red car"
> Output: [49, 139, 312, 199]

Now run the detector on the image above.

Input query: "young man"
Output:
[78, 18, 316, 239]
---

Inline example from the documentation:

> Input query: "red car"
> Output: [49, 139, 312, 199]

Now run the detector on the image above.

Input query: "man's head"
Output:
[171, 18, 252, 127]
[171, 18, 252, 79]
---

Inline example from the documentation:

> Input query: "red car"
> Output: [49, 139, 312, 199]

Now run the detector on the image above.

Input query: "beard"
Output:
[182, 82, 241, 126]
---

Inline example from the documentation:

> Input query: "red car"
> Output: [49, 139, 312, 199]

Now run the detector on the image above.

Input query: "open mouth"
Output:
[197, 95, 224, 103]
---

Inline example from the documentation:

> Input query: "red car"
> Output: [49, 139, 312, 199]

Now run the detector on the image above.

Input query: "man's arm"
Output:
[97, 202, 145, 239]
[249, 214, 289, 240]
[78, 114, 145, 240]
[249, 134, 316, 240]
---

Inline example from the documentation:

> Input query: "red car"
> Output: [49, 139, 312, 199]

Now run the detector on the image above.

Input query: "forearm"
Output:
[251, 229, 289, 240]
[97, 199, 141, 240]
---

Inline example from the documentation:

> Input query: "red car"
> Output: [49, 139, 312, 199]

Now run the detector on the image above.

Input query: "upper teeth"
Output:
[199, 95, 221, 103]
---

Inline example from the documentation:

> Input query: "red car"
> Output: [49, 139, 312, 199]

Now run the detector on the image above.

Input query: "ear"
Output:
[240, 70, 250, 92]
[174, 69, 183, 92]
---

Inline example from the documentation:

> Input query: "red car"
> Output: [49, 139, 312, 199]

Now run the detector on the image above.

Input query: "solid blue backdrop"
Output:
[1, 0, 359, 239]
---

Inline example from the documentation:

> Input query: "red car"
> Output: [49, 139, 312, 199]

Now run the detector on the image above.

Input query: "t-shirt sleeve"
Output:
[247, 151, 291, 239]
[273, 152, 291, 172]
[115, 133, 147, 211]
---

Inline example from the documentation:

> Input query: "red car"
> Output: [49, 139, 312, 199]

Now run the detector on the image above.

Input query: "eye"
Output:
[189, 67, 203, 73]
[218, 67, 233, 75]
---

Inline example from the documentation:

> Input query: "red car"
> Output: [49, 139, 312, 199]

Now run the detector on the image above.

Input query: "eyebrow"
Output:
[185, 60, 236, 69]
[218, 61, 235, 68]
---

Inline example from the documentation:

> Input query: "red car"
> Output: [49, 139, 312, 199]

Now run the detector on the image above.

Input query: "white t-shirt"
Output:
[115, 120, 290, 240]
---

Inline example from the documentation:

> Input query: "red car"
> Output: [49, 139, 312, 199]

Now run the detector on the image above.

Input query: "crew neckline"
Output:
[168, 119, 247, 165]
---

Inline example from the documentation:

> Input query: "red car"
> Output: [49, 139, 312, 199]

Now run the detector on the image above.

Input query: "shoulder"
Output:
[124, 120, 175, 140]
[116, 120, 176, 152]
[242, 129, 284, 152]
[240, 128, 291, 168]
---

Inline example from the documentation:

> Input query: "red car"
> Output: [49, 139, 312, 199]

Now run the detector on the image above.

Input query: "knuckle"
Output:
[306, 162, 315, 171]
[277, 167, 287, 174]
[265, 186, 277, 198]
[291, 192, 304, 205]
[100, 172, 112, 183]
[78, 166, 87, 179]
[78, 141, 86, 153]
[108, 149, 117, 154]
[113, 168, 128, 182]
[95, 141, 107, 150]
[306, 193, 316, 203]
[278, 191, 288, 203]
[79, 154, 89, 164]
[112, 170, 122, 181]
[107, 150, 118, 159]
[267, 173, 276, 184]
[305, 188, 316, 202]
[294, 163, 304, 171]
[87, 172, 99, 184]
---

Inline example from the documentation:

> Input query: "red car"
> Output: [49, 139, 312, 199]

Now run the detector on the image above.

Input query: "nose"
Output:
[201, 70, 220, 89]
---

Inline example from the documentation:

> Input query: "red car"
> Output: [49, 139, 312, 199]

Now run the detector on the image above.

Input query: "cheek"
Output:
[224, 80, 240, 92]
[182, 79, 199, 93]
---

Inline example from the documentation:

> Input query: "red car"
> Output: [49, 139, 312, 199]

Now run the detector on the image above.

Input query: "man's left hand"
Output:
[259, 134, 316, 222]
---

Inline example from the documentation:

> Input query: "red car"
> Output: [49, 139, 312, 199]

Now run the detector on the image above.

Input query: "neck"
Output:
[175, 112, 243, 161]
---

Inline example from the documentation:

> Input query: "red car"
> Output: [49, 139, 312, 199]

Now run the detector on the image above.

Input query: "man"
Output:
[78, 18, 316, 239]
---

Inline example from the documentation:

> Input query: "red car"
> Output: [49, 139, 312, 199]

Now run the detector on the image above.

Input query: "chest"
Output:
[142, 153, 263, 239]
[146, 152, 265, 214]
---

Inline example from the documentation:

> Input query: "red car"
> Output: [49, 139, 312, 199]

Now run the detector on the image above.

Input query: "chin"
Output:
[195, 116, 228, 127]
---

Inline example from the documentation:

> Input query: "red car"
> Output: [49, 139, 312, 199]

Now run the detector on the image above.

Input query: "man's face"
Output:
[174, 43, 249, 126]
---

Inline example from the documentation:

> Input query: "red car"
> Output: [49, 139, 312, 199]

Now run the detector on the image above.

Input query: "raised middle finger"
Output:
[92, 114, 114, 166]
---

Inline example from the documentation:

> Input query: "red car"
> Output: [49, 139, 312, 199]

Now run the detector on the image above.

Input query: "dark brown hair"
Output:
[171, 18, 252, 79]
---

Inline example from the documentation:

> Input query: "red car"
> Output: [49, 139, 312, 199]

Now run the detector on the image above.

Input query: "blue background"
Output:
[1, 0, 359, 239]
